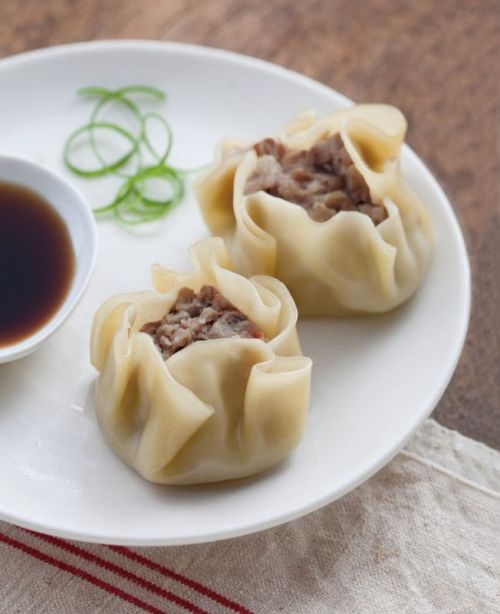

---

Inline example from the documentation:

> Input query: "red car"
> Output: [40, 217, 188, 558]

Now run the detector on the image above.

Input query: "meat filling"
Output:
[141, 285, 263, 359]
[244, 134, 387, 224]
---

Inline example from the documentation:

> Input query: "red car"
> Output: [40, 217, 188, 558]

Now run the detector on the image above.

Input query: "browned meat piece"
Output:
[245, 133, 387, 224]
[254, 138, 286, 159]
[140, 285, 263, 359]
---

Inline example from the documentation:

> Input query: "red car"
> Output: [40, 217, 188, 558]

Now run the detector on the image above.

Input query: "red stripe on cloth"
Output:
[0, 532, 166, 614]
[110, 546, 253, 614]
[25, 531, 207, 614]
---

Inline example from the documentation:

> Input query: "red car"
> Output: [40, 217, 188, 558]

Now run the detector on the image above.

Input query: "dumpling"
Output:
[90, 238, 312, 485]
[195, 105, 433, 316]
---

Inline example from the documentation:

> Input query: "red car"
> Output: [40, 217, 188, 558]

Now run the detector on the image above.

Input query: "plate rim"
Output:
[0, 39, 471, 545]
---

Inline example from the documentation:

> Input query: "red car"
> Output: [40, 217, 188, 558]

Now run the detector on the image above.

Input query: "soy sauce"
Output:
[0, 181, 75, 347]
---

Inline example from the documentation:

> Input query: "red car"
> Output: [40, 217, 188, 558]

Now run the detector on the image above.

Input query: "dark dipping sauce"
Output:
[0, 181, 75, 347]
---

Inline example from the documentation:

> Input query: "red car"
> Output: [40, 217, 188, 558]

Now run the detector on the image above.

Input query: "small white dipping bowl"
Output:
[0, 156, 97, 363]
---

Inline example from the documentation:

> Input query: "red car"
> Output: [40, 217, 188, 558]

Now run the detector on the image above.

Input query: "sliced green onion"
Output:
[63, 122, 138, 177]
[141, 112, 173, 165]
[63, 85, 189, 226]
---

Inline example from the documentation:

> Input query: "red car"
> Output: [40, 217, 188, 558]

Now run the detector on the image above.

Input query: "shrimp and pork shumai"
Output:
[90, 238, 311, 485]
[195, 104, 434, 316]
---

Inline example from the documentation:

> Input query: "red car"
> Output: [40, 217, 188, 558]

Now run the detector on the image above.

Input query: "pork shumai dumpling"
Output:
[195, 104, 433, 316]
[90, 238, 312, 485]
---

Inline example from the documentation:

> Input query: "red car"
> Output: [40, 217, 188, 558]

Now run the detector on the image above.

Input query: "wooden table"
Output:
[1, 0, 499, 448]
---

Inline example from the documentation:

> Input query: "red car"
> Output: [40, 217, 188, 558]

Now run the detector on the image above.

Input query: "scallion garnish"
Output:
[63, 85, 189, 225]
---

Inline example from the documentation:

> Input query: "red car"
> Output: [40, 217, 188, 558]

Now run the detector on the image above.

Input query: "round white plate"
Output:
[0, 41, 470, 545]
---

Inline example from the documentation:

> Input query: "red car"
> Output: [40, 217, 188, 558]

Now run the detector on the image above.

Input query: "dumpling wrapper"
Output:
[90, 238, 312, 485]
[195, 104, 434, 316]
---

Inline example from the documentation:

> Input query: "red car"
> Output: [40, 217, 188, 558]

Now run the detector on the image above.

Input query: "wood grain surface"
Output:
[1, 0, 499, 448]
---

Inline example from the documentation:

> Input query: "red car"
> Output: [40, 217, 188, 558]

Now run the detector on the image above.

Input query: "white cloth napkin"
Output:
[1, 419, 499, 613]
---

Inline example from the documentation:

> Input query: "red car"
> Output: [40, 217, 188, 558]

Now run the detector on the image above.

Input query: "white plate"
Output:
[0, 41, 470, 545]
